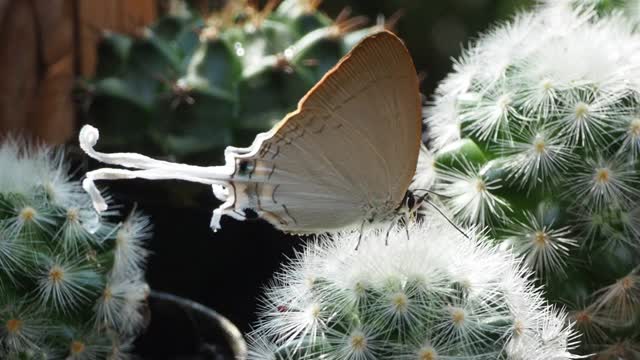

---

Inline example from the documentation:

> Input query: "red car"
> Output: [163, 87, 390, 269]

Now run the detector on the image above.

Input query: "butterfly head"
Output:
[400, 189, 470, 239]
[397, 190, 428, 220]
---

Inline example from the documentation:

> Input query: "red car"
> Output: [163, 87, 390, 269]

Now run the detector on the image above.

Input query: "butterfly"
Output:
[79, 30, 427, 243]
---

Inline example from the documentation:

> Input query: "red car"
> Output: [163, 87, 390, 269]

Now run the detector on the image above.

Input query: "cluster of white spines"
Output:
[433, 8, 640, 148]
[425, 1, 640, 356]
[428, 1, 640, 258]
[246, 219, 578, 359]
[0, 139, 150, 359]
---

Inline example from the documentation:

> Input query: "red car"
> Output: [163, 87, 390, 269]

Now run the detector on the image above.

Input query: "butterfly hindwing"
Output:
[221, 31, 422, 233]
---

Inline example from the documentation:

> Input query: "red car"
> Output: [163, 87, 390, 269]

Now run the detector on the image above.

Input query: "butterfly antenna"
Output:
[412, 188, 452, 199]
[424, 199, 469, 239]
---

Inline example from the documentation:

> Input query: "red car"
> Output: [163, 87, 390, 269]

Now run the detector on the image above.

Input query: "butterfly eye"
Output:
[406, 192, 417, 210]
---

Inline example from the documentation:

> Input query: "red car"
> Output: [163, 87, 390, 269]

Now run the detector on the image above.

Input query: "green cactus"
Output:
[425, 3, 640, 358]
[556, 0, 639, 18]
[80, 0, 390, 164]
[0, 139, 150, 359]
[246, 221, 578, 359]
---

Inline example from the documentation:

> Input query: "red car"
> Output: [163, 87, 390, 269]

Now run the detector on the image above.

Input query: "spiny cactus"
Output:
[0, 138, 150, 359]
[425, 3, 640, 358]
[80, 0, 393, 163]
[246, 220, 578, 359]
[551, 0, 640, 19]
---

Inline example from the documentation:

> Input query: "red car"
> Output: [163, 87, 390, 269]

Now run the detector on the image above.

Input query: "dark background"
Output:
[118, 0, 534, 334]
[322, 0, 533, 95]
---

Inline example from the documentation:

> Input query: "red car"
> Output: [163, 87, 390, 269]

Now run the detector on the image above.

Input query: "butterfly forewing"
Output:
[227, 31, 421, 233]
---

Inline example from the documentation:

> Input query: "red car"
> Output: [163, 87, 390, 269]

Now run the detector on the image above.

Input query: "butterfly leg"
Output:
[384, 221, 396, 246]
[404, 214, 411, 241]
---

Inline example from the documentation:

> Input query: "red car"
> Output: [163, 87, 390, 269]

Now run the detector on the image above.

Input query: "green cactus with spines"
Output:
[246, 221, 578, 359]
[562, 0, 639, 17]
[80, 0, 389, 164]
[0, 140, 150, 359]
[425, 3, 640, 358]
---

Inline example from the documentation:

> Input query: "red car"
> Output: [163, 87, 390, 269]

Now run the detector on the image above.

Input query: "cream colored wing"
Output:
[220, 31, 422, 233]
[78, 31, 421, 234]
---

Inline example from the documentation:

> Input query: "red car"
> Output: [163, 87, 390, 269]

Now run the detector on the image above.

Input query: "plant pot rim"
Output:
[148, 290, 248, 359]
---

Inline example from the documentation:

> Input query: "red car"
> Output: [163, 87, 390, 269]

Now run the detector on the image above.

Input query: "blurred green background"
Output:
[322, 0, 534, 95]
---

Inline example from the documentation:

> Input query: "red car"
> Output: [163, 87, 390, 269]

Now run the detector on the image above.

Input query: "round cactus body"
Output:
[0, 139, 150, 359]
[425, 3, 640, 357]
[246, 220, 578, 360]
